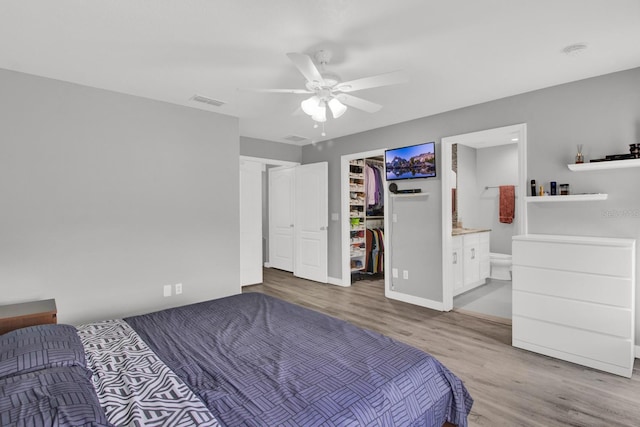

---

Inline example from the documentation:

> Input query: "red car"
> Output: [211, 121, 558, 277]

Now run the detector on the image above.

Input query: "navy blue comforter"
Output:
[125, 293, 472, 427]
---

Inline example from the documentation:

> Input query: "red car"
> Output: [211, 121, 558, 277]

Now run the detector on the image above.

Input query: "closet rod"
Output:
[484, 185, 518, 190]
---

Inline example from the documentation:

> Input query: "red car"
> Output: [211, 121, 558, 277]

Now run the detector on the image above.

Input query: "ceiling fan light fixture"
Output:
[301, 95, 321, 115]
[311, 101, 327, 122]
[328, 97, 347, 118]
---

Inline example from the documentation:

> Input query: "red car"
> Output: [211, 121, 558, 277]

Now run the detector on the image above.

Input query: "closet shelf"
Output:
[567, 158, 640, 171]
[525, 194, 607, 203]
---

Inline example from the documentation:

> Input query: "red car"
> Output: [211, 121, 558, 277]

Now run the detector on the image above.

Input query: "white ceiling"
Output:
[2, 0, 639, 146]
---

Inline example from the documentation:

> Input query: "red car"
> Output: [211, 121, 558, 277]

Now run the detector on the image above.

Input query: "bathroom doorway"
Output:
[440, 124, 527, 319]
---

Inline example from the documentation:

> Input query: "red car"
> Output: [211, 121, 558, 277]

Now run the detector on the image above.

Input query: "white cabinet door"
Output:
[239, 160, 263, 286]
[479, 231, 490, 279]
[452, 236, 464, 291]
[294, 162, 328, 283]
[269, 167, 295, 272]
[463, 234, 480, 285]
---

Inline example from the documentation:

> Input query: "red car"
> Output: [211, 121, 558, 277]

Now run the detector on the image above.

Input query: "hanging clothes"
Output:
[365, 228, 385, 274]
[365, 160, 384, 216]
[365, 164, 377, 206]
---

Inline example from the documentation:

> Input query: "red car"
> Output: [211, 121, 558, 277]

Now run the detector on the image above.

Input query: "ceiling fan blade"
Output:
[335, 70, 408, 92]
[286, 52, 325, 85]
[336, 94, 382, 113]
[239, 88, 313, 94]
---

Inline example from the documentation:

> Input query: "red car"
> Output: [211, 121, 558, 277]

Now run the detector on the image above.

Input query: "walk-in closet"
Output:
[349, 156, 385, 284]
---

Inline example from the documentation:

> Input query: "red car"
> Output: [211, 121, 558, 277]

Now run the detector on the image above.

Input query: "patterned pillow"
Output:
[0, 324, 86, 379]
[0, 366, 112, 427]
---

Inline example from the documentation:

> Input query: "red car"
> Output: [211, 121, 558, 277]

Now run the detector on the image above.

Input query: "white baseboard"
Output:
[635, 345, 639, 359]
[263, 262, 271, 268]
[328, 276, 349, 287]
[385, 288, 444, 311]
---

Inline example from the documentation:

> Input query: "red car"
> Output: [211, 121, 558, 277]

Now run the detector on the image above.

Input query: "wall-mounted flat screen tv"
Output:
[385, 141, 436, 181]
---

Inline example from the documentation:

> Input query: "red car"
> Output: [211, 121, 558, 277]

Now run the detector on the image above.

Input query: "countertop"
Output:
[452, 227, 491, 236]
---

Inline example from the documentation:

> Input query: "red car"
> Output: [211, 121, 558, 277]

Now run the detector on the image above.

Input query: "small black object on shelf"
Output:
[591, 144, 640, 162]
[396, 188, 422, 194]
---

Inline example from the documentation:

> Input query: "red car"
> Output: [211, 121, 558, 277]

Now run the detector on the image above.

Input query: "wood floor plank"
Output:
[244, 268, 640, 427]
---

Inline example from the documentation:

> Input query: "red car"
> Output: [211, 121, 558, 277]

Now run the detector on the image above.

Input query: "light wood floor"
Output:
[244, 268, 640, 427]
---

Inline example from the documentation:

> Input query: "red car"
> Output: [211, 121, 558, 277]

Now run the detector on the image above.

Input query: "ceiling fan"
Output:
[248, 50, 408, 124]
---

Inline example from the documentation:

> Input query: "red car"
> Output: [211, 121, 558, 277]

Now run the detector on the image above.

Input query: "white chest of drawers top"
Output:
[512, 234, 636, 378]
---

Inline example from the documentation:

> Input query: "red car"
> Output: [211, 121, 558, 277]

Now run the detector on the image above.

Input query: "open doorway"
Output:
[239, 156, 298, 287]
[441, 124, 528, 318]
[341, 149, 387, 288]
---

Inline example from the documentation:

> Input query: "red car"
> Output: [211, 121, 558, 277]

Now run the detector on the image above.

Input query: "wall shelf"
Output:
[567, 158, 640, 171]
[390, 192, 430, 198]
[526, 194, 607, 203]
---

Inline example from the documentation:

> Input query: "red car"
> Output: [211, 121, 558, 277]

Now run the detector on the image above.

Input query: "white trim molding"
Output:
[385, 289, 445, 311]
[328, 276, 348, 287]
[340, 149, 387, 289]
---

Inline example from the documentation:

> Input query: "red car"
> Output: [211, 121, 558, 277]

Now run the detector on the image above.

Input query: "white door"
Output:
[268, 167, 295, 272]
[294, 162, 328, 283]
[239, 159, 263, 286]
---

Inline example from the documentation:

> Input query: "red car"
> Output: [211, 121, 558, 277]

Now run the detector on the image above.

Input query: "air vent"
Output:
[283, 135, 308, 143]
[191, 94, 226, 107]
[561, 43, 588, 56]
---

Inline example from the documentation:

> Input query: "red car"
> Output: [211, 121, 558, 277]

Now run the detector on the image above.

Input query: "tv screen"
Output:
[385, 141, 436, 181]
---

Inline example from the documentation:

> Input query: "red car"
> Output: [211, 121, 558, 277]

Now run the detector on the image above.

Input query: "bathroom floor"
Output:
[453, 278, 512, 320]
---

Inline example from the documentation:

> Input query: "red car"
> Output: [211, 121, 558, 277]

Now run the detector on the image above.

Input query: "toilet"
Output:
[490, 253, 512, 280]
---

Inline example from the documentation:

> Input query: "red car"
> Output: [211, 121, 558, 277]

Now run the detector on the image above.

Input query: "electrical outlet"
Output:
[175, 283, 183, 295]
[163, 284, 172, 297]
[392, 213, 398, 223]
[392, 268, 398, 278]
[403, 270, 409, 280]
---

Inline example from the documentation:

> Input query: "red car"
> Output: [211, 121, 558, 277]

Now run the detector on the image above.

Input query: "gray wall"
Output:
[240, 136, 302, 163]
[476, 144, 519, 255]
[0, 69, 240, 325]
[458, 144, 519, 255]
[302, 67, 640, 343]
[388, 184, 442, 301]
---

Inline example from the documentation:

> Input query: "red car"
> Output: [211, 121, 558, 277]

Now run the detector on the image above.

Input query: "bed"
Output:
[1, 293, 473, 426]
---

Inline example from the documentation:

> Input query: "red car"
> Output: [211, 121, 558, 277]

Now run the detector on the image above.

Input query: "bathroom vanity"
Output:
[452, 228, 490, 296]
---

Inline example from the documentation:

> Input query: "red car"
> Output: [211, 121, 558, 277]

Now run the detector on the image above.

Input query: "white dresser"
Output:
[512, 234, 636, 378]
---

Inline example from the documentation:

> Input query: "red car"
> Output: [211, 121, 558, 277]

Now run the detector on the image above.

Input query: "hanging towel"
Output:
[499, 185, 515, 224]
